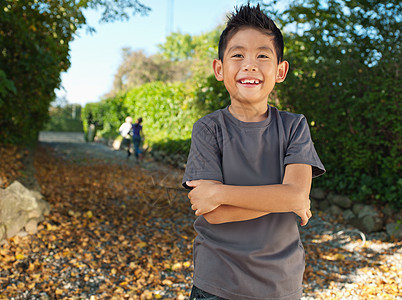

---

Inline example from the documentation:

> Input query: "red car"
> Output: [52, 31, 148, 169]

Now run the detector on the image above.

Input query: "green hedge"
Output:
[82, 81, 203, 149]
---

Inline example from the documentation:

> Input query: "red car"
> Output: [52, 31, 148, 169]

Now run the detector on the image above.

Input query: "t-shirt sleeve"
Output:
[284, 116, 325, 178]
[182, 120, 223, 189]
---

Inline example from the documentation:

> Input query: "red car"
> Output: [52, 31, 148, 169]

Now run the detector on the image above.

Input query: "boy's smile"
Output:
[213, 27, 288, 121]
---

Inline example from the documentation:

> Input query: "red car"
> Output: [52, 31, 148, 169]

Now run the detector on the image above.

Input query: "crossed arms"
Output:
[186, 163, 312, 225]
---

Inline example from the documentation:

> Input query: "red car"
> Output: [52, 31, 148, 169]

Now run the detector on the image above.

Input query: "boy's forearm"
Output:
[187, 164, 312, 218]
[215, 184, 304, 212]
[203, 205, 269, 224]
[216, 164, 312, 213]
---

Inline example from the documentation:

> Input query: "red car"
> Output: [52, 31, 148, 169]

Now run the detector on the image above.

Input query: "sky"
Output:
[56, 0, 248, 106]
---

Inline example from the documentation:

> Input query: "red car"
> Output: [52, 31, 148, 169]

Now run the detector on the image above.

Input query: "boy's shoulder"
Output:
[275, 107, 306, 129]
[199, 107, 226, 121]
[193, 108, 226, 129]
[276, 107, 304, 121]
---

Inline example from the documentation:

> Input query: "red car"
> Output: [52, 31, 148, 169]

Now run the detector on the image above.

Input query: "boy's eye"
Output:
[232, 54, 243, 58]
[258, 54, 269, 59]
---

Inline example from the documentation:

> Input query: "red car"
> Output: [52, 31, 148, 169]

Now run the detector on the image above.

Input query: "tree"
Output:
[262, 0, 401, 205]
[109, 49, 189, 95]
[158, 28, 223, 80]
[109, 27, 223, 98]
[0, 0, 150, 145]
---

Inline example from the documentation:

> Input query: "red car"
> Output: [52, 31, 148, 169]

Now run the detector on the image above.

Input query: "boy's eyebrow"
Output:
[227, 45, 275, 55]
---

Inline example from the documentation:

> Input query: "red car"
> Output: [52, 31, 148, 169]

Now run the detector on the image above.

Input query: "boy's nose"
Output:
[242, 62, 258, 72]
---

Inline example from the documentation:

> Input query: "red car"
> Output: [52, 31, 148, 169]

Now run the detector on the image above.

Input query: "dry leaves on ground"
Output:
[1, 145, 195, 299]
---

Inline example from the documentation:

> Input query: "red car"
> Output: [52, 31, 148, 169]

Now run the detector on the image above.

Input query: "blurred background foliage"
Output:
[43, 97, 83, 132]
[0, 0, 150, 144]
[1, 0, 400, 207]
[263, 0, 401, 205]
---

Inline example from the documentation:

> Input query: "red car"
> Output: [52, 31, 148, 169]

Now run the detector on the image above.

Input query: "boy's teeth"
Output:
[241, 79, 259, 84]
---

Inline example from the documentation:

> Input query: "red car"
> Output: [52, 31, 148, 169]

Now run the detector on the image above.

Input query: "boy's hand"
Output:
[293, 200, 312, 226]
[186, 180, 223, 216]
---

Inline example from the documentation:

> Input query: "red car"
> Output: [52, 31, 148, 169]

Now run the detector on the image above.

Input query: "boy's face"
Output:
[213, 27, 288, 108]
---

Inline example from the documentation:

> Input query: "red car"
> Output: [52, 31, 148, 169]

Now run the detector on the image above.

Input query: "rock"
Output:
[331, 195, 352, 209]
[6, 181, 39, 211]
[5, 214, 28, 238]
[382, 204, 394, 217]
[326, 192, 336, 203]
[310, 199, 318, 209]
[352, 203, 365, 216]
[356, 205, 378, 219]
[0, 180, 49, 242]
[0, 224, 5, 240]
[343, 209, 356, 220]
[326, 193, 352, 208]
[319, 199, 330, 211]
[25, 218, 39, 234]
[348, 204, 384, 233]
[310, 188, 326, 200]
[329, 205, 343, 216]
[386, 223, 402, 240]
[351, 215, 384, 233]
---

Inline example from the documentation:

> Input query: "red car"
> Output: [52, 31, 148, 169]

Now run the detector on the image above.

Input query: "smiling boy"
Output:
[183, 4, 325, 300]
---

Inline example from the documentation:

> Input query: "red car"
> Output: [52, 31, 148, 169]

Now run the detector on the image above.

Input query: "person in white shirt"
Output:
[119, 116, 133, 159]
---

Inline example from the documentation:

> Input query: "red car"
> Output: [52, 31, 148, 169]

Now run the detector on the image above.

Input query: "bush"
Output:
[268, 0, 402, 206]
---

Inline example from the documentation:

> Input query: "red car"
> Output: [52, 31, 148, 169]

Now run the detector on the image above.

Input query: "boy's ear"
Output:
[213, 59, 224, 81]
[276, 60, 289, 83]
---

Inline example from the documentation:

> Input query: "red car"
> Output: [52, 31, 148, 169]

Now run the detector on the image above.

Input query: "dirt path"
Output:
[38, 131, 135, 163]
[38, 131, 173, 173]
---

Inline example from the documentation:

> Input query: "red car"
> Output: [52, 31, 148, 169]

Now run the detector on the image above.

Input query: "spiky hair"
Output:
[218, 3, 284, 63]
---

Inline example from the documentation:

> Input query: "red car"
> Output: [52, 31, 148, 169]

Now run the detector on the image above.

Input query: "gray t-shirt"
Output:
[183, 105, 325, 300]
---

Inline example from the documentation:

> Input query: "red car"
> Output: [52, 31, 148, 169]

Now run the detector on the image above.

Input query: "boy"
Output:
[182, 4, 325, 300]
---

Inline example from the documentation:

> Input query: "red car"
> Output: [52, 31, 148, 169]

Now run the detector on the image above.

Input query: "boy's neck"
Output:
[228, 103, 268, 122]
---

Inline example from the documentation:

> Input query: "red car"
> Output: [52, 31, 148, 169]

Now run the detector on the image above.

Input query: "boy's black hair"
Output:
[218, 3, 284, 63]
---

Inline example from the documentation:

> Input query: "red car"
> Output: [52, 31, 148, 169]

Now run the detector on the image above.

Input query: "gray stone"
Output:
[386, 223, 402, 240]
[0, 224, 5, 240]
[310, 199, 318, 209]
[25, 218, 38, 234]
[354, 215, 384, 233]
[326, 192, 336, 203]
[310, 188, 326, 200]
[356, 205, 378, 219]
[5, 214, 28, 238]
[319, 199, 330, 211]
[0, 180, 49, 242]
[331, 195, 352, 209]
[382, 204, 394, 217]
[329, 205, 343, 216]
[352, 203, 365, 216]
[343, 209, 356, 220]
[5, 181, 38, 211]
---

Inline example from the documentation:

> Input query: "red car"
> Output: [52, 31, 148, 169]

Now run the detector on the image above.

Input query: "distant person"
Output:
[132, 117, 143, 162]
[119, 116, 133, 159]
[182, 4, 325, 300]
